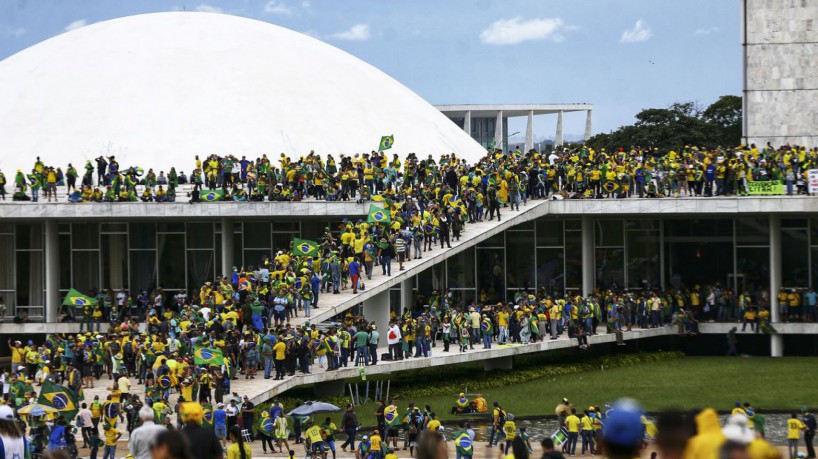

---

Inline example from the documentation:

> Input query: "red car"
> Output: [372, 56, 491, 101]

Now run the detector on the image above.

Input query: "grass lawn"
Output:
[314, 357, 818, 425]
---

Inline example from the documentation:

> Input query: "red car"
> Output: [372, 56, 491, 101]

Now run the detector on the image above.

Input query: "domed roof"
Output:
[0, 12, 484, 173]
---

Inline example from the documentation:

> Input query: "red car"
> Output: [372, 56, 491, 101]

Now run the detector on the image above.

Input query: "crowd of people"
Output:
[2, 142, 818, 203]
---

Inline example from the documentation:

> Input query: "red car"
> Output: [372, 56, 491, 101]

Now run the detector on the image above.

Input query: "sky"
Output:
[0, 0, 741, 139]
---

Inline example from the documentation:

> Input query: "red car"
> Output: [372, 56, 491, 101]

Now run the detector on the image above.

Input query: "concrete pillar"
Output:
[555, 111, 564, 147]
[463, 111, 472, 137]
[769, 215, 783, 357]
[363, 289, 391, 336]
[584, 110, 593, 141]
[484, 356, 513, 371]
[524, 110, 534, 152]
[314, 379, 347, 397]
[45, 220, 60, 323]
[494, 110, 504, 151]
[581, 215, 594, 297]
[221, 218, 234, 277]
[400, 278, 413, 312]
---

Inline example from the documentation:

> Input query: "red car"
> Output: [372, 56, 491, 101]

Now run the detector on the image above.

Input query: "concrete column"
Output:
[581, 215, 594, 297]
[524, 110, 534, 152]
[494, 110, 504, 151]
[400, 278, 413, 312]
[363, 289, 391, 336]
[484, 356, 513, 371]
[45, 220, 59, 323]
[463, 111, 472, 137]
[769, 215, 783, 357]
[555, 111, 564, 147]
[220, 218, 234, 277]
[584, 110, 593, 141]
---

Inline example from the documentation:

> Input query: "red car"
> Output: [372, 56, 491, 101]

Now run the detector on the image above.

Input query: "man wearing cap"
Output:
[599, 400, 646, 459]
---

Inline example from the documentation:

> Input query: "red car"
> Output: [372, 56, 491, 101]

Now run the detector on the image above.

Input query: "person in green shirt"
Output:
[353, 330, 370, 366]
[753, 408, 766, 438]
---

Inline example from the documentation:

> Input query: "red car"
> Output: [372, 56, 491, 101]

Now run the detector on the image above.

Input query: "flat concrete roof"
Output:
[435, 103, 593, 117]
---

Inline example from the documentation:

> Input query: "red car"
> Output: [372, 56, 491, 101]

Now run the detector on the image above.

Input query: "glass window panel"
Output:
[72, 251, 100, 291]
[59, 234, 71, 290]
[16, 251, 43, 306]
[736, 247, 770, 300]
[536, 248, 564, 295]
[243, 249, 270, 269]
[666, 219, 731, 238]
[72, 223, 100, 249]
[626, 219, 660, 231]
[564, 230, 582, 290]
[782, 228, 809, 287]
[15, 223, 42, 250]
[664, 240, 732, 289]
[58, 223, 71, 233]
[273, 233, 299, 254]
[536, 219, 563, 247]
[102, 234, 128, 290]
[595, 220, 624, 247]
[301, 221, 329, 242]
[564, 219, 582, 231]
[187, 250, 214, 291]
[0, 223, 12, 234]
[627, 231, 661, 289]
[243, 222, 271, 249]
[157, 222, 185, 233]
[0, 235, 14, 289]
[736, 218, 769, 246]
[101, 223, 127, 233]
[782, 218, 807, 229]
[157, 234, 185, 289]
[476, 248, 504, 303]
[417, 264, 445, 297]
[595, 248, 624, 290]
[509, 220, 534, 230]
[129, 251, 156, 294]
[447, 247, 475, 289]
[478, 232, 504, 247]
[273, 222, 300, 232]
[215, 237, 222, 277]
[233, 233, 243, 268]
[186, 222, 214, 249]
[507, 231, 535, 289]
[129, 223, 156, 249]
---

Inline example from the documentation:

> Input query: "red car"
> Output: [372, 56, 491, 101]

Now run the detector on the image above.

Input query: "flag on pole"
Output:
[367, 205, 391, 224]
[379, 135, 394, 151]
[38, 380, 79, 421]
[62, 288, 97, 307]
[292, 238, 319, 257]
[193, 346, 225, 366]
[201, 189, 225, 202]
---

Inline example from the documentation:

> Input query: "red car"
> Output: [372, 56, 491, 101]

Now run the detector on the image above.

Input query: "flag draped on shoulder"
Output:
[292, 238, 319, 257]
[38, 380, 79, 421]
[62, 288, 97, 307]
[200, 189, 224, 202]
[194, 346, 225, 366]
[367, 205, 391, 224]
[379, 135, 394, 151]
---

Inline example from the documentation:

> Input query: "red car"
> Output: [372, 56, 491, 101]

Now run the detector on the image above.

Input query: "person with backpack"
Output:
[487, 401, 506, 448]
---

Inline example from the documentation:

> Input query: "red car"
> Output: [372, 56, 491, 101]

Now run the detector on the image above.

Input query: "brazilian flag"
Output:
[602, 181, 620, 193]
[38, 380, 79, 421]
[378, 135, 394, 151]
[367, 205, 391, 224]
[193, 346, 225, 366]
[103, 399, 121, 427]
[292, 238, 319, 257]
[203, 403, 214, 428]
[62, 288, 97, 307]
[201, 189, 224, 202]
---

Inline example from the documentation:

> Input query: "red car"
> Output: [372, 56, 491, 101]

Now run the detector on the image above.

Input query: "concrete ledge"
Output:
[0, 322, 112, 334]
[698, 322, 818, 334]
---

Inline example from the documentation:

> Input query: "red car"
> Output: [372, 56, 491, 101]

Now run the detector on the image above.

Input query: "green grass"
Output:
[288, 357, 818, 426]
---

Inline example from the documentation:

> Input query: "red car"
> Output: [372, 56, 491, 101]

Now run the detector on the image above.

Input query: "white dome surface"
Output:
[0, 12, 484, 173]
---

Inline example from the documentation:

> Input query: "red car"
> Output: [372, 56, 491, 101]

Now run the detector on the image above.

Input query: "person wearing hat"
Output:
[0, 405, 25, 458]
[600, 400, 646, 459]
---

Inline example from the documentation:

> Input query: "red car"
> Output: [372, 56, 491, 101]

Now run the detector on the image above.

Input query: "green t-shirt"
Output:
[753, 414, 766, 432]
[354, 331, 369, 347]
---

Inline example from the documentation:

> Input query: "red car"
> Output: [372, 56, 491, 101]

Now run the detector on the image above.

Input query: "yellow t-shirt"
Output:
[370, 434, 382, 451]
[427, 419, 441, 431]
[581, 416, 593, 431]
[306, 425, 323, 443]
[273, 342, 286, 360]
[11, 347, 24, 363]
[565, 415, 581, 433]
[788, 418, 804, 440]
[227, 442, 252, 459]
[104, 427, 119, 446]
[503, 420, 516, 440]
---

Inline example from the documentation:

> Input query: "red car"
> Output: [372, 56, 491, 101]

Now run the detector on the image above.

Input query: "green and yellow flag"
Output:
[203, 403, 214, 428]
[38, 380, 79, 421]
[193, 346, 225, 366]
[367, 205, 391, 224]
[379, 135, 394, 151]
[201, 189, 225, 202]
[292, 238, 319, 257]
[62, 288, 97, 307]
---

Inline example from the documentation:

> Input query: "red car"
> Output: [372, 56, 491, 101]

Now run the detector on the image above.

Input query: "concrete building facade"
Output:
[743, 0, 818, 147]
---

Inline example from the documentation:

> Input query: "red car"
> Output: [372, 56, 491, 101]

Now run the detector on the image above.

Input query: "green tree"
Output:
[702, 95, 742, 147]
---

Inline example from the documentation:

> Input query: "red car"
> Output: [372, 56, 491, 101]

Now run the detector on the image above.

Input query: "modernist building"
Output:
[742, 0, 818, 147]
[436, 104, 593, 152]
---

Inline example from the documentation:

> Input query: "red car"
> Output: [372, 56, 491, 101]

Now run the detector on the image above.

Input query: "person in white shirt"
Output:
[129, 406, 167, 459]
[77, 403, 94, 448]
[387, 322, 402, 361]
[0, 405, 26, 459]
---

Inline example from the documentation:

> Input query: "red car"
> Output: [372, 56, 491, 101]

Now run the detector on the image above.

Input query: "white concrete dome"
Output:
[0, 12, 484, 174]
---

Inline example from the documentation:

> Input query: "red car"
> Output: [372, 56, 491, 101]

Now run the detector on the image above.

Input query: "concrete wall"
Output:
[744, 0, 818, 147]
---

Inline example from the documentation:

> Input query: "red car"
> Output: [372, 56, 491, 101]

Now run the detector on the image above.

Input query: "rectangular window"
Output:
[447, 247, 475, 289]
[536, 248, 564, 294]
[102, 234, 128, 290]
[782, 228, 809, 287]
[187, 250, 215, 291]
[16, 251, 43, 306]
[129, 223, 156, 249]
[595, 247, 624, 290]
[157, 234, 185, 289]
[0, 234, 14, 290]
[243, 222, 271, 249]
[129, 251, 156, 293]
[186, 222, 214, 249]
[564, 230, 582, 290]
[15, 223, 42, 250]
[477, 248, 504, 303]
[536, 219, 563, 247]
[506, 231, 535, 289]
[72, 251, 100, 291]
[627, 230, 660, 289]
[595, 220, 624, 247]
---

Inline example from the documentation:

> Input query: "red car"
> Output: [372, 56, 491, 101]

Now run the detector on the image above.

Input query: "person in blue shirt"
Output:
[311, 272, 321, 310]
[214, 402, 228, 448]
[350, 258, 362, 294]
[804, 288, 817, 322]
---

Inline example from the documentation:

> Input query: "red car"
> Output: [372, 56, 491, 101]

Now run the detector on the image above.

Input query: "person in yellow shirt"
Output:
[426, 413, 441, 432]
[564, 408, 581, 456]
[502, 413, 517, 454]
[227, 425, 253, 459]
[369, 429, 383, 458]
[580, 410, 596, 455]
[272, 340, 286, 380]
[103, 422, 121, 458]
[788, 413, 806, 458]
[305, 420, 327, 458]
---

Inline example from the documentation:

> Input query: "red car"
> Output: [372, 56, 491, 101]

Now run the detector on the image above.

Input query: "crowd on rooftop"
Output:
[2, 142, 818, 203]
